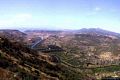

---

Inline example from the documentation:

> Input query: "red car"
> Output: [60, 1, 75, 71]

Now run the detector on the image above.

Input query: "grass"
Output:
[92, 65, 120, 73]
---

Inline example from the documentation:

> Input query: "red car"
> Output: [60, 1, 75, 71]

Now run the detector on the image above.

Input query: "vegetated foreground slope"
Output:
[0, 36, 92, 80]
[30, 28, 120, 79]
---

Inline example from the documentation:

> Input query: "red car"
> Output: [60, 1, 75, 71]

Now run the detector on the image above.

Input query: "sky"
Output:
[0, 0, 120, 32]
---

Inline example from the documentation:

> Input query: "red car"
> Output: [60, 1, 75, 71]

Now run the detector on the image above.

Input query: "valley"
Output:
[0, 28, 120, 80]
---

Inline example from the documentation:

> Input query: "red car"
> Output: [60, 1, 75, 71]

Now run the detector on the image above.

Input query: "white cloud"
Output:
[94, 7, 101, 11]
[87, 7, 102, 16]
[0, 13, 32, 27]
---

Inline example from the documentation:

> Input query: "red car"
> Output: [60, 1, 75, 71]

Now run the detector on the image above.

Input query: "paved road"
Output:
[31, 39, 42, 49]
[31, 39, 64, 52]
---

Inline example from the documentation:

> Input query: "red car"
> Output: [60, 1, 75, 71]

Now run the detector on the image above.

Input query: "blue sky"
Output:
[0, 0, 120, 32]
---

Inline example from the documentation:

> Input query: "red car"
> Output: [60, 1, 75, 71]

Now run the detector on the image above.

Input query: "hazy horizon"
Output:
[0, 0, 120, 33]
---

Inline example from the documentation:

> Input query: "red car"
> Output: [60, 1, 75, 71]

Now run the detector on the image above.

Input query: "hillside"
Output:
[1, 28, 120, 80]
[27, 28, 120, 79]
[0, 29, 27, 43]
[0, 36, 91, 80]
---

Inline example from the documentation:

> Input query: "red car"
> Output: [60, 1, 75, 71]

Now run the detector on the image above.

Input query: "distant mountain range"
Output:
[77, 28, 120, 37]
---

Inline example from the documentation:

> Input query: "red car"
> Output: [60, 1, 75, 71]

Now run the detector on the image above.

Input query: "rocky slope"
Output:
[0, 36, 91, 80]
